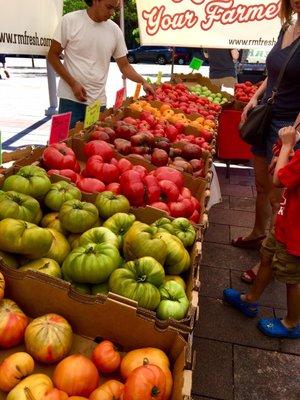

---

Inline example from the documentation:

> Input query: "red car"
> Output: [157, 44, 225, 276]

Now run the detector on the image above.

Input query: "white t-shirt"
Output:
[53, 10, 128, 105]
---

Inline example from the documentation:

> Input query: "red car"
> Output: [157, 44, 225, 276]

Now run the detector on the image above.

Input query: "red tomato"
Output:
[48, 169, 80, 184]
[190, 209, 200, 223]
[190, 196, 200, 212]
[150, 202, 170, 214]
[153, 167, 184, 189]
[77, 178, 105, 194]
[132, 165, 147, 179]
[144, 175, 161, 204]
[117, 158, 133, 174]
[84, 140, 114, 161]
[158, 180, 180, 202]
[168, 200, 187, 218]
[119, 170, 144, 207]
[106, 182, 121, 195]
[86, 156, 119, 184]
[42, 143, 77, 170]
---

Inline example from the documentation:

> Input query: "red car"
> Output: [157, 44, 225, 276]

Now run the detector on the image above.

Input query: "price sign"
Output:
[156, 71, 163, 85]
[49, 112, 72, 144]
[114, 87, 126, 109]
[84, 101, 101, 129]
[189, 57, 203, 71]
[133, 83, 142, 100]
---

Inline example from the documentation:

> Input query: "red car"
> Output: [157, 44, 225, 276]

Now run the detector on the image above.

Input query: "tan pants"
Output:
[210, 77, 237, 89]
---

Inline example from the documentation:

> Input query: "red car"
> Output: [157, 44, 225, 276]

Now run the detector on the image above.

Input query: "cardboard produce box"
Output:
[171, 73, 234, 105]
[0, 153, 203, 334]
[0, 265, 194, 400]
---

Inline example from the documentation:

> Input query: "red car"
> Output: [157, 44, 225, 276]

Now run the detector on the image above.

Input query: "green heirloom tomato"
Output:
[0, 218, 53, 259]
[41, 212, 68, 235]
[78, 227, 119, 249]
[91, 282, 109, 295]
[59, 200, 99, 233]
[95, 191, 130, 219]
[18, 258, 61, 278]
[172, 217, 196, 247]
[156, 280, 189, 320]
[2, 165, 51, 199]
[44, 181, 82, 211]
[0, 250, 19, 268]
[62, 242, 121, 284]
[156, 232, 190, 275]
[109, 256, 164, 310]
[103, 213, 136, 247]
[123, 221, 167, 265]
[72, 283, 91, 294]
[152, 217, 174, 234]
[164, 275, 186, 290]
[67, 233, 81, 249]
[44, 228, 71, 265]
[0, 191, 42, 224]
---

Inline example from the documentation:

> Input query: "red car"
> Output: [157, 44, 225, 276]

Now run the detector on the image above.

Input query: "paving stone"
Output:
[274, 309, 300, 356]
[201, 243, 259, 271]
[230, 270, 287, 310]
[229, 197, 255, 212]
[211, 195, 230, 210]
[220, 184, 254, 198]
[209, 208, 255, 228]
[204, 223, 230, 245]
[199, 266, 230, 298]
[234, 345, 300, 400]
[194, 297, 279, 351]
[227, 167, 252, 176]
[229, 174, 255, 186]
[192, 337, 233, 400]
[192, 396, 219, 400]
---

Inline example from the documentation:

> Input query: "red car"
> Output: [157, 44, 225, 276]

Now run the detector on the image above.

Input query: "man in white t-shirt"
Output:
[48, 0, 154, 128]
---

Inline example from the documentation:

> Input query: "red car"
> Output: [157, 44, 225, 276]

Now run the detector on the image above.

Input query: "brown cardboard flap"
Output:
[0, 267, 194, 400]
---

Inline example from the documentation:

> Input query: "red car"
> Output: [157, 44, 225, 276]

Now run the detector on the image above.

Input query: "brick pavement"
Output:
[192, 165, 300, 400]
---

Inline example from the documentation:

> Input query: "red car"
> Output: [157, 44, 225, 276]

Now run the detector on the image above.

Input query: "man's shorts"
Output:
[260, 231, 300, 284]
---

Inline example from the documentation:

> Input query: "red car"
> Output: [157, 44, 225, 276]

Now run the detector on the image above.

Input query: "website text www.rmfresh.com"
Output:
[0, 31, 52, 47]
[229, 37, 277, 47]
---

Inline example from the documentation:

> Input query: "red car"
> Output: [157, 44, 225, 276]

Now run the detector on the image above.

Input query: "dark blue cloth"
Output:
[263, 31, 300, 119]
[251, 117, 300, 163]
[205, 49, 236, 79]
[58, 98, 106, 129]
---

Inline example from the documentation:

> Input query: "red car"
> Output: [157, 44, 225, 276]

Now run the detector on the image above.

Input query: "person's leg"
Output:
[244, 255, 274, 302]
[284, 284, 300, 328]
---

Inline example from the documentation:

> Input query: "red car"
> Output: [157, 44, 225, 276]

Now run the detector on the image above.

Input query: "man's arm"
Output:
[47, 40, 87, 102]
[116, 56, 155, 95]
[231, 49, 239, 62]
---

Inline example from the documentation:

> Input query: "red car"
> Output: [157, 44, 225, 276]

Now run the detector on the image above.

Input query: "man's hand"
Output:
[142, 81, 155, 96]
[71, 81, 87, 102]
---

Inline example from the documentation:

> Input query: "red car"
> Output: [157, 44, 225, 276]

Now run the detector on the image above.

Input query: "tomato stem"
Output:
[151, 386, 160, 397]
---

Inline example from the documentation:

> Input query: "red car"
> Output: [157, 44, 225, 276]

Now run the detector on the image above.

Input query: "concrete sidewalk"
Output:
[192, 165, 300, 400]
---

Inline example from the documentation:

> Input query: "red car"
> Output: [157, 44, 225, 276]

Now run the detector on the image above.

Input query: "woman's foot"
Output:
[223, 288, 259, 317]
[241, 264, 260, 284]
[257, 318, 300, 338]
[231, 235, 266, 249]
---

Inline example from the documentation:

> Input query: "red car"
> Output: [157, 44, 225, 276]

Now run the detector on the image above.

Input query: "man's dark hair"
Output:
[85, 0, 93, 6]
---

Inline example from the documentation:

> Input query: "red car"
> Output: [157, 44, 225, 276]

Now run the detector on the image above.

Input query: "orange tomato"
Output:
[92, 340, 121, 374]
[160, 103, 171, 113]
[90, 380, 124, 400]
[0, 299, 29, 348]
[0, 352, 34, 392]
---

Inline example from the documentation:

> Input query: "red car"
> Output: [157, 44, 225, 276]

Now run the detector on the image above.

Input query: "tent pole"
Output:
[171, 47, 175, 80]
[120, 0, 127, 96]
[45, 60, 58, 116]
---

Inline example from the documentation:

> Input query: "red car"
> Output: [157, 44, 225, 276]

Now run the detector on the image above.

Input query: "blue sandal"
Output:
[257, 318, 300, 339]
[223, 288, 259, 317]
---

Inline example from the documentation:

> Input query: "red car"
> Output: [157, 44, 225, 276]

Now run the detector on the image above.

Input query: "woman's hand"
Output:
[240, 97, 258, 124]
